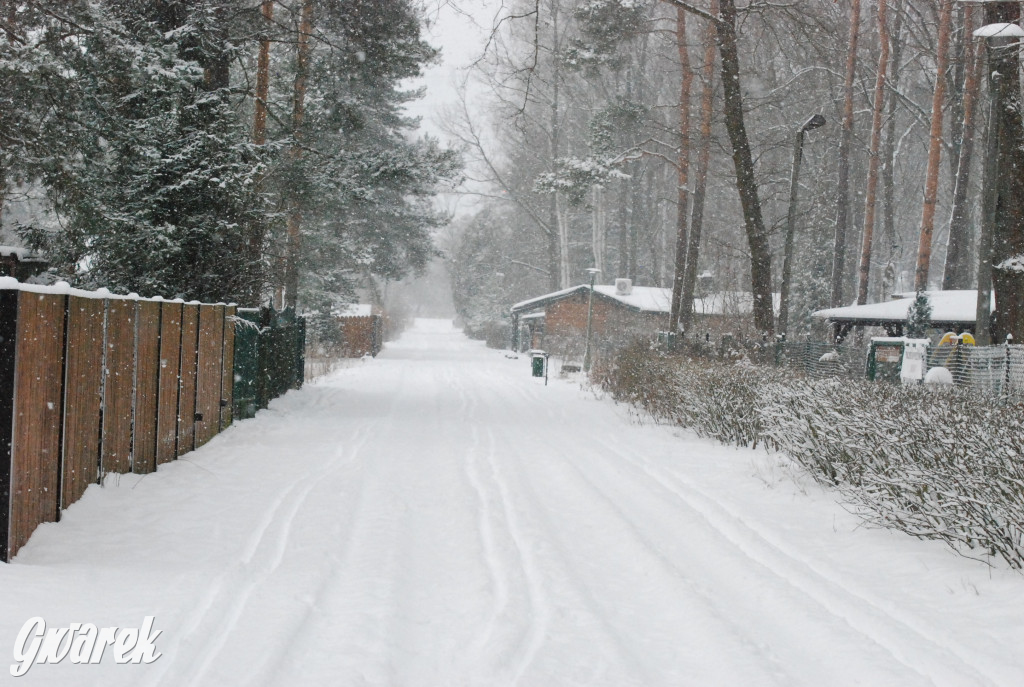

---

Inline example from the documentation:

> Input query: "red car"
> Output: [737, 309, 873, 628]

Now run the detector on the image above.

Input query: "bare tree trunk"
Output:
[668, 6, 693, 333]
[943, 5, 980, 290]
[913, 0, 953, 292]
[253, 0, 273, 146]
[716, 0, 773, 336]
[617, 178, 628, 279]
[244, 0, 274, 306]
[831, 0, 861, 308]
[986, 2, 1024, 343]
[856, 0, 889, 306]
[591, 185, 605, 276]
[284, 0, 313, 310]
[557, 192, 570, 289]
[628, 169, 639, 280]
[547, 0, 563, 291]
[679, 0, 717, 334]
[879, 0, 904, 301]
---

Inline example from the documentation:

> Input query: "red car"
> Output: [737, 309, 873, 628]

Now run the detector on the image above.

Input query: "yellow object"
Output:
[938, 332, 957, 346]
[959, 332, 976, 346]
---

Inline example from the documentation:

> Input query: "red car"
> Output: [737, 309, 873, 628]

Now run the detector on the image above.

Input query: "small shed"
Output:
[812, 290, 990, 341]
[510, 279, 670, 353]
[336, 304, 383, 357]
[0, 246, 48, 281]
[510, 280, 780, 352]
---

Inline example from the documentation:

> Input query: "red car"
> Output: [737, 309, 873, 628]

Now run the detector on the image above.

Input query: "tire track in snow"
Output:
[243, 369, 413, 687]
[144, 386, 381, 687]
[462, 421, 511, 658]
[475, 423, 553, 685]
[456, 366, 549, 684]
[587, 429, 1000, 686]
[486, 396, 786, 686]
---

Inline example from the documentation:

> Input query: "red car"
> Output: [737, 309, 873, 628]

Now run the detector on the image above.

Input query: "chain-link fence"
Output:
[928, 343, 1024, 398]
[772, 341, 863, 379]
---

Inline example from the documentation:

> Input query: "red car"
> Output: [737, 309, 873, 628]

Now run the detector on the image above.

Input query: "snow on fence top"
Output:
[0, 276, 234, 306]
[336, 304, 373, 318]
[812, 290, 992, 327]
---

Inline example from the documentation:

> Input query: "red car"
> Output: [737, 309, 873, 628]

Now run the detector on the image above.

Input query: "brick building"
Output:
[510, 280, 780, 356]
[510, 279, 670, 357]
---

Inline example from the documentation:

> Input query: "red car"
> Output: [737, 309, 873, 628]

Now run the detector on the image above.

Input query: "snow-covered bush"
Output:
[597, 342, 778, 448]
[600, 344, 1024, 569]
[760, 379, 1024, 568]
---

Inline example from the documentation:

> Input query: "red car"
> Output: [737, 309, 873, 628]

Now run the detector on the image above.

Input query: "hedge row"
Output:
[597, 342, 1024, 569]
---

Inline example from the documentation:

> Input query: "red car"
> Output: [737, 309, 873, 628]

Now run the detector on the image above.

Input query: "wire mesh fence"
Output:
[772, 341, 863, 379]
[929, 343, 1024, 398]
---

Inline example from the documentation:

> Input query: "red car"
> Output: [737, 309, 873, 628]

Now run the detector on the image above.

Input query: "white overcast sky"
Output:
[405, 0, 502, 141]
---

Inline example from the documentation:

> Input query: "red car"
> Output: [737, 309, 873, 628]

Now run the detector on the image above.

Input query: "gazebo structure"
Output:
[812, 290, 991, 341]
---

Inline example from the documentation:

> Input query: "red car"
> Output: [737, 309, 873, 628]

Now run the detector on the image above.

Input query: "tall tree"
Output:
[878, 0, 905, 302]
[984, 2, 1024, 343]
[943, 4, 981, 291]
[831, 0, 861, 308]
[857, 0, 890, 306]
[679, 0, 717, 334]
[712, 0, 774, 335]
[667, 6, 692, 333]
[284, 0, 313, 310]
[913, 0, 953, 292]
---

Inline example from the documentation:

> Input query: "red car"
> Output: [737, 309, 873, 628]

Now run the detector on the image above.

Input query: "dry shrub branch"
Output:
[598, 342, 1024, 569]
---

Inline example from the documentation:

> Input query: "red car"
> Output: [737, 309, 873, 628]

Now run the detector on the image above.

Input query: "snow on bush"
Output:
[599, 343, 1024, 569]
[924, 366, 954, 385]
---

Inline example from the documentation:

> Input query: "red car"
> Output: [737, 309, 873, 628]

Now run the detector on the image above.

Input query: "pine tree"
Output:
[906, 291, 933, 339]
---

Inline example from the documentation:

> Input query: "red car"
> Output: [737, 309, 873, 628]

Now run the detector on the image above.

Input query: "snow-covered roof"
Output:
[974, 22, 1024, 39]
[0, 245, 46, 262]
[336, 304, 373, 318]
[812, 290, 991, 326]
[512, 285, 778, 316]
[511, 284, 672, 315]
[593, 284, 672, 312]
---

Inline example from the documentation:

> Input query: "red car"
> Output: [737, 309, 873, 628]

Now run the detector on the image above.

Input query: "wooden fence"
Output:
[0, 282, 236, 561]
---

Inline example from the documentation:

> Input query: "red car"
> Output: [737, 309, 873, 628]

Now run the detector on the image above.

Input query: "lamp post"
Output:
[777, 113, 826, 340]
[583, 267, 601, 372]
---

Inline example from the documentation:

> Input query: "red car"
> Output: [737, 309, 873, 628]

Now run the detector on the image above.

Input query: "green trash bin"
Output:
[530, 350, 547, 378]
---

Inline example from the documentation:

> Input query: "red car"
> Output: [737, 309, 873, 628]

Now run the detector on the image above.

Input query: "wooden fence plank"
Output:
[195, 305, 223, 448]
[0, 291, 19, 561]
[156, 302, 182, 465]
[132, 301, 161, 474]
[8, 292, 65, 559]
[61, 296, 104, 510]
[220, 306, 236, 429]
[101, 299, 135, 476]
[177, 304, 199, 456]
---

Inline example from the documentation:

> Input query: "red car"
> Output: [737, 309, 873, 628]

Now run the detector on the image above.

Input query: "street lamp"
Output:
[583, 267, 601, 372]
[777, 113, 826, 340]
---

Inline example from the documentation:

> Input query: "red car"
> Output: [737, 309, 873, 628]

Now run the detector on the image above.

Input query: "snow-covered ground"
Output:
[4, 319, 1024, 686]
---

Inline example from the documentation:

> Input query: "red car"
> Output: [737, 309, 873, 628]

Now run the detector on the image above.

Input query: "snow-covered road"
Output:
[4, 319, 1024, 686]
